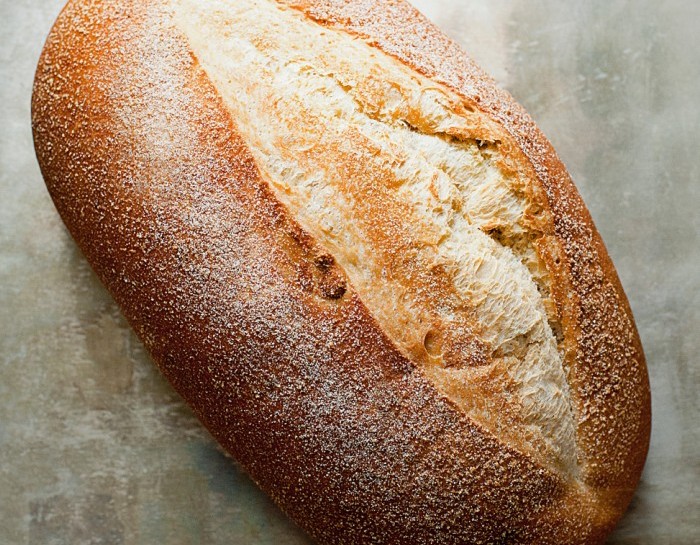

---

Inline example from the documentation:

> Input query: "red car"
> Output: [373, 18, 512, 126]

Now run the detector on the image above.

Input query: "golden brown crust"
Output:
[282, 0, 651, 510]
[32, 1, 650, 544]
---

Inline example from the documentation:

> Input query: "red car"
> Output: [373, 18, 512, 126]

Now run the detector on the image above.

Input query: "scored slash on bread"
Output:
[32, 1, 650, 544]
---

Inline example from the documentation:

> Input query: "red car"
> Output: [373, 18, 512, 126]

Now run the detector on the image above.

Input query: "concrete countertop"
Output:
[1, 1, 698, 543]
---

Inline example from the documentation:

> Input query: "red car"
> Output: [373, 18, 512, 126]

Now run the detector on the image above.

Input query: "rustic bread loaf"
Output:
[32, 0, 651, 543]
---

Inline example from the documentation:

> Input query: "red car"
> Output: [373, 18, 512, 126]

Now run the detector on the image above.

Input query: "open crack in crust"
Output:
[174, 0, 578, 477]
[32, 0, 651, 544]
[276, 0, 650, 496]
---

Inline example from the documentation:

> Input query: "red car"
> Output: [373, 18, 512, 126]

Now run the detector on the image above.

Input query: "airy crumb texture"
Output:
[281, 0, 650, 492]
[175, 0, 578, 476]
[32, 0, 650, 544]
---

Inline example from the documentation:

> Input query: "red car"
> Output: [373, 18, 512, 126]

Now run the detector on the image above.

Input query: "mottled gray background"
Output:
[1, 0, 698, 543]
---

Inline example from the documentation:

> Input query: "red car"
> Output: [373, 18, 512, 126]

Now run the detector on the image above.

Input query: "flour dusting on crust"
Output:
[32, 0, 650, 543]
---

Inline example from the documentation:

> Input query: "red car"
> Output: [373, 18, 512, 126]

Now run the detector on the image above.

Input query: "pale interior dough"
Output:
[173, 0, 578, 475]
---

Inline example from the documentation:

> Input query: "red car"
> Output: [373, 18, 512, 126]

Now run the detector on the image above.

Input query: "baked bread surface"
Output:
[32, 1, 651, 544]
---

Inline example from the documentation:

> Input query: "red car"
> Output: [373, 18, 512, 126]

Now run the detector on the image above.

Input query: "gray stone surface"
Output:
[1, 1, 698, 543]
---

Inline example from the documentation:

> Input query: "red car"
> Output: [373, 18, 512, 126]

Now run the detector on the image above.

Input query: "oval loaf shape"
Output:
[32, 1, 651, 544]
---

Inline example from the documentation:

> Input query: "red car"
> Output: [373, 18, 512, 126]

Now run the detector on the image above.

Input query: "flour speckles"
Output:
[32, 1, 650, 544]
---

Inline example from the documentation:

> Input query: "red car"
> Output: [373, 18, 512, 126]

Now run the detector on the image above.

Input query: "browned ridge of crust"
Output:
[32, 1, 651, 544]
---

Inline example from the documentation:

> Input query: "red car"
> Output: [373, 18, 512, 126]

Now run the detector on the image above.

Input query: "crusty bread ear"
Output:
[33, 0, 650, 544]
[177, 0, 581, 476]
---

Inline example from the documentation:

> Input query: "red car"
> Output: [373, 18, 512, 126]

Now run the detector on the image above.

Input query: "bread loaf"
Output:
[32, 0, 651, 543]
